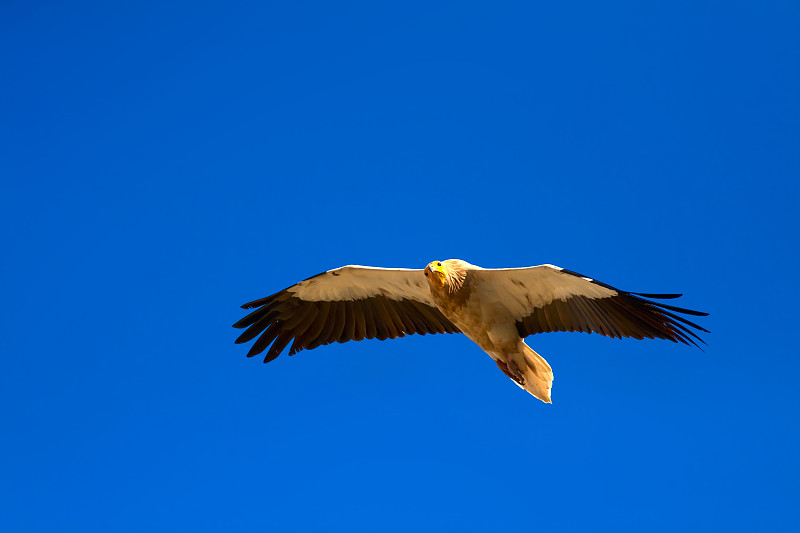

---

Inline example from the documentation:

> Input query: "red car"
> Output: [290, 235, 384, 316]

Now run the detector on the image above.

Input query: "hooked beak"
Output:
[428, 264, 446, 290]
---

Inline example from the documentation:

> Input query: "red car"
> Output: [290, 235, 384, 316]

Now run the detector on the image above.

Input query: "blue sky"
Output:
[1, 1, 798, 531]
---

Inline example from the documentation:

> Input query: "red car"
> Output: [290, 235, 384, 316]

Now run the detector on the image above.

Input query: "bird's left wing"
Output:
[233, 266, 461, 362]
[470, 264, 708, 346]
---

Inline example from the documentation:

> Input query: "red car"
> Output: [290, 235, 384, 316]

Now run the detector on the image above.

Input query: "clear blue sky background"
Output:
[2, 1, 798, 531]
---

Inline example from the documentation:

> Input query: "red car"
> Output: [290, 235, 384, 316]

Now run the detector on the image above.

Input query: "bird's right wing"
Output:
[233, 266, 460, 362]
[470, 264, 708, 346]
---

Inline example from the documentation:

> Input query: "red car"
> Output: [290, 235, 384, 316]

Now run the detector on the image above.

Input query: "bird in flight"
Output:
[233, 260, 708, 403]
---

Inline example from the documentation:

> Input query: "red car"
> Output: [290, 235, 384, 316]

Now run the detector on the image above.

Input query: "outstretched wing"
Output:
[471, 264, 708, 346]
[233, 266, 461, 362]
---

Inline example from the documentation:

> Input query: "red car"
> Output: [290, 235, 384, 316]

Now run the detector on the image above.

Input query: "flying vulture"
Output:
[233, 260, 708, 403]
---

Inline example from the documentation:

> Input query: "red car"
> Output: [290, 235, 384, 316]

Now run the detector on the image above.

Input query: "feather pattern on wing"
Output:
[233, 266, 461, 362]
[471, 265, 708, 347]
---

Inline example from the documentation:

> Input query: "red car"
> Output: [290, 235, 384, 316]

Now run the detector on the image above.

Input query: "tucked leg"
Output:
[495, 358, 524, 386]
[491, 345, 553, 403]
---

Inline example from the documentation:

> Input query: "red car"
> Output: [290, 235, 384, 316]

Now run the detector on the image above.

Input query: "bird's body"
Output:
[233, 259, 708, 403]
[425, 260, 556, 401]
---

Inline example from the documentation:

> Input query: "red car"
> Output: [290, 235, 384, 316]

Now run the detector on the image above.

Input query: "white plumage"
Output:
[234, 259, 708, 403]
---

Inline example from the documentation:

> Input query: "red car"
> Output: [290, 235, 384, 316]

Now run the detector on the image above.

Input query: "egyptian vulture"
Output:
[233, 260, 708, 403]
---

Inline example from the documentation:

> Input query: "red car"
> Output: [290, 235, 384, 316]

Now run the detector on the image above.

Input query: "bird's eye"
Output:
[437, 262, 442, 266]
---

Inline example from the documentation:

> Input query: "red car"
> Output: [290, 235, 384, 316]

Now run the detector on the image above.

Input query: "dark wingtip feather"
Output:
[232, 315, 254, 329]
[631, 292, 683, 299]
[240, 293, 280, 310]
[648, 300, 710, 317]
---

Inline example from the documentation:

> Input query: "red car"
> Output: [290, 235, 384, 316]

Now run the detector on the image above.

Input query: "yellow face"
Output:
[424, 260, 447, 290]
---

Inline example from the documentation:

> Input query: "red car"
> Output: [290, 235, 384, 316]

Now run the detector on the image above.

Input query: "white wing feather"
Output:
[287, 265, 434, 304]
[470, 264, 618, 320]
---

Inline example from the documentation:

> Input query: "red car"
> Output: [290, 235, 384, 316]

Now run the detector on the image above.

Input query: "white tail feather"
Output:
[510, 343, 554, 403]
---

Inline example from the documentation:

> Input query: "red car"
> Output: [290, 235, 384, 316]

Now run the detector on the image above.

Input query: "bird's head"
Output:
[424, 260, 448, 291]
